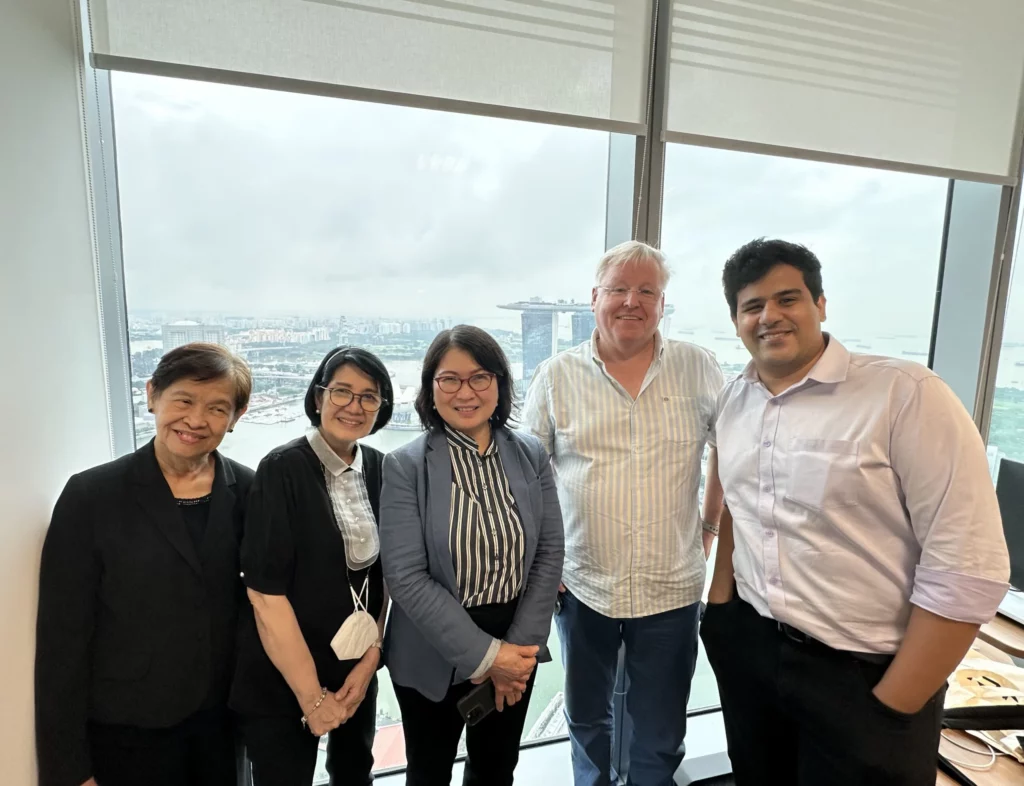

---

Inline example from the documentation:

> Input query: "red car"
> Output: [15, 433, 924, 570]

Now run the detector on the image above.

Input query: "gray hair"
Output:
[595, 241, 670, 289]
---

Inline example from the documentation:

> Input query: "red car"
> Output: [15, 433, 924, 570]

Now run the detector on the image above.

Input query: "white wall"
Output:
[0, 0, 112, 783]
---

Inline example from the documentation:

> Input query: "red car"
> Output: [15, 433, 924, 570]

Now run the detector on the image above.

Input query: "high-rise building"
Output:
[520, 310, 558, 384]
[571, 311, 596, 345]
[161, 321, 226, 353]
[498, 298, 588, 384]
[499, 298, 676, 385]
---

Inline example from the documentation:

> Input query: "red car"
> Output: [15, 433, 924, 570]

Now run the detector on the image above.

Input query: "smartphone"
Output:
[456, 680, 496, 727]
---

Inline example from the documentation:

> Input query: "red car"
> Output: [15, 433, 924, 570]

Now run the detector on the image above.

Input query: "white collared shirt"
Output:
[306, 429, 379, 570]
[523, 331, 724, 618]
[715, 336, 1010, 653]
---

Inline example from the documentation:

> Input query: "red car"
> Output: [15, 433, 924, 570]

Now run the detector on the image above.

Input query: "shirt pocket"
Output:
[785, 438, 860, 511]
[658, 395, 708, 444]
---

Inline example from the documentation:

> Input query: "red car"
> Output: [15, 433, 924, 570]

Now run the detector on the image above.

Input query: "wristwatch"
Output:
[702, 520, 720, 536]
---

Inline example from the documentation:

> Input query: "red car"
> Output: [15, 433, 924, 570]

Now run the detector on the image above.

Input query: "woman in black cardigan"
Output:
[230, 346, 393, 786]
[35, 343, 254, 786]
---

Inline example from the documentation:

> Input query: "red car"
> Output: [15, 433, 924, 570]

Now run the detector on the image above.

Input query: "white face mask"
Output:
[330, 577, 379, 661]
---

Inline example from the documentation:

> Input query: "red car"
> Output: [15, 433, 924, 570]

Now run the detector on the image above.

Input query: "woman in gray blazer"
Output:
[379, 325, 564, 786]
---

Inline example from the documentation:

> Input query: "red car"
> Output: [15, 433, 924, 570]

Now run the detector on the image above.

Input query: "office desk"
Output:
[936, 634, 1024, 785]
[978, 613, 1024, 659]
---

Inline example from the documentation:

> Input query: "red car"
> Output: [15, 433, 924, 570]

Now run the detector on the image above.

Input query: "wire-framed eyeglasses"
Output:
[317, 385, 386, 412]
[597, 285, 662, 303]
[434, 372, 497, 394]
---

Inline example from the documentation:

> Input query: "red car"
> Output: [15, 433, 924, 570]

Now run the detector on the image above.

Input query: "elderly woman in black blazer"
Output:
[35, 343, 254, 786]
[230, 346, 393, 786]
[380, 326, 564, 786]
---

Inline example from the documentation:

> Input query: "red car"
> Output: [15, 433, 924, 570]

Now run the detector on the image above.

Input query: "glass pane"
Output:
[662, 143, 949, 710]
[111, 72, 611, 774]
[988, 199, 1024, 474]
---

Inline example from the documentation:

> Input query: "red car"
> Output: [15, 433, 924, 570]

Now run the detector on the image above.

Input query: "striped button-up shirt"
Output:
[446, 425, 526, 608]
[715, 336, 1010, 653]
[522, 332, 724, 618]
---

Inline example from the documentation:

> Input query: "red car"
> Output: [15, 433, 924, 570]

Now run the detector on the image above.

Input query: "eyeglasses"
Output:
[434, 372, 497, 394]
[597, 285, 662, 303]
[317, 386, 386, 412]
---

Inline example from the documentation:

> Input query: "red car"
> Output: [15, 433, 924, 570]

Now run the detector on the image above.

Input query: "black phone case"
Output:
[456, 681, 496, 727]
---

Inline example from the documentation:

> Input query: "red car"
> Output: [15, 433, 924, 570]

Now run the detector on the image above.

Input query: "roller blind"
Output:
[665, 0, 1024, 180]
[87, 0, 654, 132]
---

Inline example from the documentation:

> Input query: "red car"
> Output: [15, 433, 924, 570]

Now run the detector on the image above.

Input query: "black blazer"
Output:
[35, 440, 254, 786]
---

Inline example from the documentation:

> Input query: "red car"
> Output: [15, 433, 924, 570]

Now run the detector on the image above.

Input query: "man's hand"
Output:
[334, 646, 380, 715]
[80, 779, 98, 786]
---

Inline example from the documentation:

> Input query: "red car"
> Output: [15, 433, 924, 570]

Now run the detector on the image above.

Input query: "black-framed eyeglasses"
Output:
[434, 372, 497, 394]
[317, 385, 386, 412]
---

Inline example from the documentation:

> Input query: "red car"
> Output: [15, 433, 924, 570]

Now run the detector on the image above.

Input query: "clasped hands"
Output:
[303, 647, 380, 736]
[472, 641, 539, 712]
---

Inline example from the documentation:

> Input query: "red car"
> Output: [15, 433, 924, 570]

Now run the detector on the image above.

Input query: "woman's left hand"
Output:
[334, 646, 380, 716]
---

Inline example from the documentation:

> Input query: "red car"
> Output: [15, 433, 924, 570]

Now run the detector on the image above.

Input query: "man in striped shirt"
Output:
[523, 241, 725, 786]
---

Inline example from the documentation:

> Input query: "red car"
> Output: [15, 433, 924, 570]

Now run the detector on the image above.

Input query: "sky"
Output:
[110, 71, 1024, 342]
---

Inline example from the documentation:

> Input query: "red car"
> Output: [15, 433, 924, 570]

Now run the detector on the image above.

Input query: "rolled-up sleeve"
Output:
[890, 376, 1010, 624]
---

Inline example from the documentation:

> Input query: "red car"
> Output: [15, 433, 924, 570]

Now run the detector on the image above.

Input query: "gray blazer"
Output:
[379, 427, 564, 702]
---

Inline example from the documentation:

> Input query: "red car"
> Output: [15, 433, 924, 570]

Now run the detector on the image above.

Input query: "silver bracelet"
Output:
[301, 687, 328, 729]
[702, 520, 720, 536]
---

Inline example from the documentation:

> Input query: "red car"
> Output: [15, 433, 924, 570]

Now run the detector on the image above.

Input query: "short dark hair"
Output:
[415, 325, 516, 433]
[723, 238, 824, 318]
[150, 342, 252, 413]
[304, 346, 393, 433]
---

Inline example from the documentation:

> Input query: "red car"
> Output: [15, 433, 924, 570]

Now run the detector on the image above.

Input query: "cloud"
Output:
[113, 72, 607, 325]
[115, 71, 1013, 345]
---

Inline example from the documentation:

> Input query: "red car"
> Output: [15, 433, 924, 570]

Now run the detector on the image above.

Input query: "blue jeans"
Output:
[555, 589, 700, 786]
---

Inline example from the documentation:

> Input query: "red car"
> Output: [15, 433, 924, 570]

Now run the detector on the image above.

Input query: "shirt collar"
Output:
[306, 428, 363, 476]
[444, 424, 497, 457]
[589, 329, 665, 368]
[740, 333, 850, 391]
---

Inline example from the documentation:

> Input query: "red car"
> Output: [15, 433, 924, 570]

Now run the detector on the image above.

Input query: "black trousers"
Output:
[394, 599, 535, 786]
[700, 596, 946, 786]
[90, 706, 242, 786]
[240, 676, 377, 786]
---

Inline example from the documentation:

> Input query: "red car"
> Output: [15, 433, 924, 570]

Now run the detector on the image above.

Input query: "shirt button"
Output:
[763, 440, 771, 447]
[770, 577, 781, 586]
[359, 537, 366, 543]
[765, 530, 775, 538]
[633, 446, 641, 454]
[763, 484, 771, 492]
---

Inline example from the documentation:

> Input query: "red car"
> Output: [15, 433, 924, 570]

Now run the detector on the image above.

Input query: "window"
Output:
[112, 71, 613, 774]
[987, 200, 1024, 473]
[660, 143, 949, 710]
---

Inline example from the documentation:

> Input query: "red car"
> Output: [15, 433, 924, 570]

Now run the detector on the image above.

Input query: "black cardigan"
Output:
[229, 435, 385, 718]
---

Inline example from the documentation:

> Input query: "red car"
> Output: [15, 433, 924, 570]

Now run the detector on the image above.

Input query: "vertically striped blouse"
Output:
[445, 425, 525, 607]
